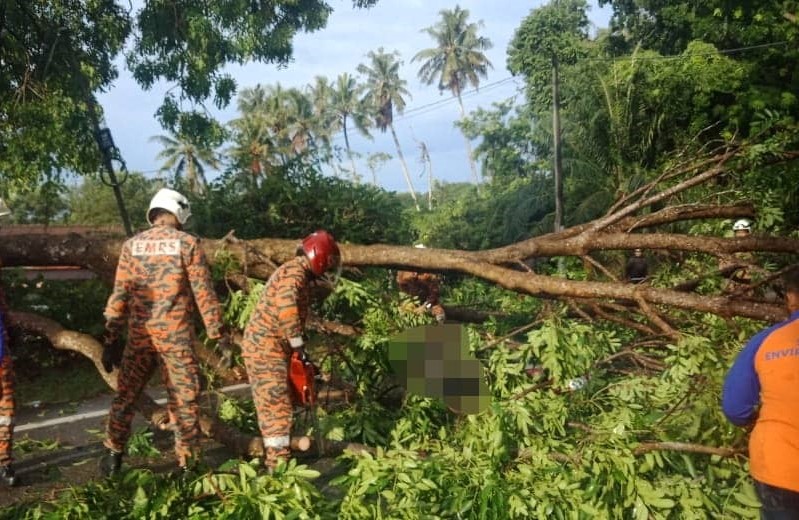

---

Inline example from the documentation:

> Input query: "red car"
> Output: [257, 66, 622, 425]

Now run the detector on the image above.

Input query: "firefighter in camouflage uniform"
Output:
[99, 188, 230, 476]
[0, 198, 18, 486]
[396, 244, 446, 324]
[241, 230, 340, 469]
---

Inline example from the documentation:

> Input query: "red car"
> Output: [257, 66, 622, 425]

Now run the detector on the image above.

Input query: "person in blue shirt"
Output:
[723, 269, 799, 517]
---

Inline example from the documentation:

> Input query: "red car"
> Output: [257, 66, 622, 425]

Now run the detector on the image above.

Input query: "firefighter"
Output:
[720, 219, 756, 294]
[0, 198, 17, 486]
[241, 230, 340, 470]
[396, 244, 446, 324]
[99, 188, 230, 476]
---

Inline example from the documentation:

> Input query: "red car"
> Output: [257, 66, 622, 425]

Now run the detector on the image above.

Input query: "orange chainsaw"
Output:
[289, 350, 317, 406]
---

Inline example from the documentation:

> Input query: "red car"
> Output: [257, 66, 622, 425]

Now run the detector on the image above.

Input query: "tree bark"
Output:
[3, 223, 798, 322]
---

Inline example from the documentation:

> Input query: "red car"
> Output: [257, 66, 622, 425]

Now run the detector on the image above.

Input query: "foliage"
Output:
[5, 170, 70, 225]
[413, 6, 493, 99]
[358, 47, 420, 206]
[151, 131, 223, 196]
[217, 395, 260, 436]
[412, 178, 553, 250]
[331, 316, 761, 519]
[0, 1, 129, 186]
[191, 166, 413, 244]
[4, 275, 108, 338]
[507, 0, 590, 108]
[0, 263, 770, 518]
[228, 83, 333, 181]
[8, 2, 799, 517]
[66, 172, 160, 229]
[127, 428, 161, 458]
[0, 0, 379, 186]
[328, 73, 374, 182]
[460, 100, 545, 183]
[0, 461, 327, 519]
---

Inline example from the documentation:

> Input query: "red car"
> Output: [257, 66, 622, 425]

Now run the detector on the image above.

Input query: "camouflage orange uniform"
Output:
[0, 280, 15, 468]
[241, 256, 311, 467]
[396, 270, 445, 321]
[103, 224, 223, 466]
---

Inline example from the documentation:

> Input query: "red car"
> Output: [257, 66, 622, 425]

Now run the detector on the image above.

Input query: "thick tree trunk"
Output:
[3, 214, 797, 323]
[3, 146, 799, 324]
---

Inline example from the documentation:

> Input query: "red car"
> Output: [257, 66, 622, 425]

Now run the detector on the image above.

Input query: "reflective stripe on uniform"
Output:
[262, 435, 290, 449]
[0, 416, 12, 426]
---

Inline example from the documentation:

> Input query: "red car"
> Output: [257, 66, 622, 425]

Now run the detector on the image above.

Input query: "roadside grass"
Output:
[16, 357, 111, 405]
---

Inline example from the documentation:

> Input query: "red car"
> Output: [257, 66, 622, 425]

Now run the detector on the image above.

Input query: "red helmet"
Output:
[301, 230, 341, 276]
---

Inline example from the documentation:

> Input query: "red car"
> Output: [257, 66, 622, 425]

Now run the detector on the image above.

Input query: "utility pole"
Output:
[551, 0, 564, 234]
[69, 48, 133, 236]
[86, 97, 133, 236]
[552, 54, 563, 233]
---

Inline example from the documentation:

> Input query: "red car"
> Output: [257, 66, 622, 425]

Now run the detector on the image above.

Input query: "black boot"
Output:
[0, 464, 18, 487]
[99, 450, 123, 477]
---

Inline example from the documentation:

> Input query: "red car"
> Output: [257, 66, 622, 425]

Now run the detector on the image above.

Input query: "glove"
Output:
[293, 347, 310, 364]
[101, 338, 124, 373]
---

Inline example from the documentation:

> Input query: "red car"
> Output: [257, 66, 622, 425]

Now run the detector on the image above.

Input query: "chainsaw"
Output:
[289, 350, 317, 406]
[288, 350, 324, 455]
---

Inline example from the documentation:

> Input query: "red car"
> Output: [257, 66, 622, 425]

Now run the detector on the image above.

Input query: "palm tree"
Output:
[237, 84, 315, 166]
[330, 73, 372, 181]
[308, 76, 337, 164]
[150, 132, 219, 195]
[358, 48, 419, 210]
[227, 114, 273, 184]
[283, 88, 318, 157]
[413, 5, 492, 186]
[237, 84, 270, 114]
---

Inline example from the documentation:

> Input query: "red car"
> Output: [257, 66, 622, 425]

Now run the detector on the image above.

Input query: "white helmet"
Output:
[147, 188, 191, 225]
[732, 219, 752, 232]
[0, 198, 10, 219]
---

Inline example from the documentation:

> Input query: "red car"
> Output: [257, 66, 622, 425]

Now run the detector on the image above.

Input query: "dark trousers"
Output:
[756, 480, 799, 520]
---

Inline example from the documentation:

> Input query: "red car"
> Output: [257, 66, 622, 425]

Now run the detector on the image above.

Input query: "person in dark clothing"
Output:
[625, 248, 648, 284]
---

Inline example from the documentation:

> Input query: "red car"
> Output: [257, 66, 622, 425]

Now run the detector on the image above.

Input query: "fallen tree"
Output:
[3, 145, 798, 327]
[2, 140, 798, 467]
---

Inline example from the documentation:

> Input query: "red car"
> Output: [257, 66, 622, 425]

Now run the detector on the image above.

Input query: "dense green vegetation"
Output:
[3, 0, 799, 517]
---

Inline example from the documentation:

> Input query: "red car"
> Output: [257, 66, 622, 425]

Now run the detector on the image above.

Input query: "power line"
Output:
[330, 76, 520, 142]
[328, 40, 786, 139]
[396, 78, 519, 123]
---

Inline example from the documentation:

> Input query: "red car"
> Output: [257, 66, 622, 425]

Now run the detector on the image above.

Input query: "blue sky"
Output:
[97, 1, 611, 193]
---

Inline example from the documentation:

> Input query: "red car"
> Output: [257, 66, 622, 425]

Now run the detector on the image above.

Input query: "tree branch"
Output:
[633, 441, 744, 457]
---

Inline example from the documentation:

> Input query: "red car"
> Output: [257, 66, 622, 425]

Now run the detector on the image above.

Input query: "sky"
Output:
[96, 0, 611, 193]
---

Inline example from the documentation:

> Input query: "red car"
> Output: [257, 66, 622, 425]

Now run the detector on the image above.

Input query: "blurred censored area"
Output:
[388, 324, 489, 414]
